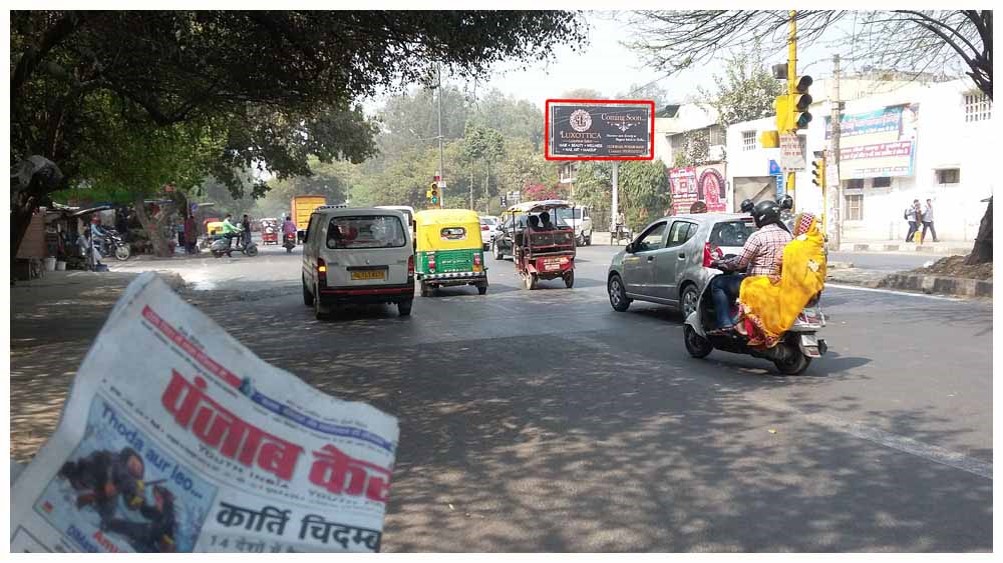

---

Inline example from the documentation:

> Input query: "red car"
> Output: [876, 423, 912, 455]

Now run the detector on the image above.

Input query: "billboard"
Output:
[669, 164, 728, 215]
[545, 99, 654, 160]
[825, 104, 919, 179]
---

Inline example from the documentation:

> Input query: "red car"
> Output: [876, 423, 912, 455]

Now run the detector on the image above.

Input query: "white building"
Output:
[653, 103, 725, 166]
[726, 77, 993, 243]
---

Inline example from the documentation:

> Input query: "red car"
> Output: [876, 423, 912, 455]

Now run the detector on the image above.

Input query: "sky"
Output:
[366, 11, 843, 116]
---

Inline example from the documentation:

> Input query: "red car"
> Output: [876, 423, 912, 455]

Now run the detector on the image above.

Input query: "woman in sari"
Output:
[735, 212, 827, 348]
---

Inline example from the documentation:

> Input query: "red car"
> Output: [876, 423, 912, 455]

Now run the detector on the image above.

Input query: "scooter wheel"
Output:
[774, 349, 811, 375]
[684, 325, 714, 359]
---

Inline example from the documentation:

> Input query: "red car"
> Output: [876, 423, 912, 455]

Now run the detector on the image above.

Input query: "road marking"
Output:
[825, 283, 962, 301]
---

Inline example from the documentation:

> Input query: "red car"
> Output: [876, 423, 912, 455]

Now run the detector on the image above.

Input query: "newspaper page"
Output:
[9, 272, 400, 553]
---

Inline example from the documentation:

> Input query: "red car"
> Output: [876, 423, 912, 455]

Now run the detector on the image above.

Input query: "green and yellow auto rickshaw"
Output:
[414, 209, 488, 297]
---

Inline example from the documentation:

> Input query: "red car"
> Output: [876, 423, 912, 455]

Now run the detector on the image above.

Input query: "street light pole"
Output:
[436, 64, 445, 209]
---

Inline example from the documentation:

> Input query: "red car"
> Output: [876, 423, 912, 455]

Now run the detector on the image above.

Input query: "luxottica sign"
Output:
[546, 99, 654, 160]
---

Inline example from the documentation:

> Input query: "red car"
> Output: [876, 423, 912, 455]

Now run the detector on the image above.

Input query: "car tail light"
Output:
[407, 255, 415, 276]
[317, 258, 328, 286]
[702, 243, 722, 268]
[428, 253, 436, 273]
[481, 224, 489, 231]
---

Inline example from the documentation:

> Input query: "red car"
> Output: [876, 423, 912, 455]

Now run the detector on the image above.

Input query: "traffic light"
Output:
[774, 95, 792, 133]
[760, 130, 780, 149]
[812, 154, 826, 187]
[791, 75, 813, 130]
[428, 182, 439, 206]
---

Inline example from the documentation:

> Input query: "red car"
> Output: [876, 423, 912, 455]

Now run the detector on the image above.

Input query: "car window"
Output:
[441, 227, 466, 241]
[710, 220, 757, 247]
[634, 222, 667, 252]
[304, 214, 318, 244]
[480, 217, 498, 226]
[666, 221, 698, 248]
[327, 215, 407, 249]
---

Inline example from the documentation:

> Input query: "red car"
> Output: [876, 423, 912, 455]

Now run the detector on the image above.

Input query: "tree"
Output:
[618, 160, 670, 230]
[572, 162, 613, 214]
[697, 48, 784, 128]
[616, 82, 670, 108]
[966, 198, 992, 265]
[10, 11, 587, 257]
[673, 131, 711, 168]
[625, 9, 993, 262]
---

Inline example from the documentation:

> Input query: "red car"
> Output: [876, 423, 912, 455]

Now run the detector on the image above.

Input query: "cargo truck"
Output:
[291, 195, 327, 242]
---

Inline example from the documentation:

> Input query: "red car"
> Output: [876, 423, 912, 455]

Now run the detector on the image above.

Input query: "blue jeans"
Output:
[711, 274, 745, 329]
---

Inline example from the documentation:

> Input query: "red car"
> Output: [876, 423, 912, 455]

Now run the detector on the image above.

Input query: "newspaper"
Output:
[9, 273, 400, 553]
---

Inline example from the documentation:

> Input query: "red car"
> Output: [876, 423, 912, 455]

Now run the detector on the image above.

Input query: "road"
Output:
[12, 242, 992, 552]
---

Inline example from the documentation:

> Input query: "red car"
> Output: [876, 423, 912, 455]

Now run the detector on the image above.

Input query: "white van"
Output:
[301, 206, 415, 319]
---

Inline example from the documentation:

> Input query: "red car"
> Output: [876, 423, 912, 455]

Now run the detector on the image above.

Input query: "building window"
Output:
[964, 93, 991, 122]
[708, 126, 725, 146]
[936, 168, 961, 184]
[742, 131, 757, 151]
[845, 194, 863, 221]
[846, 179, 864, 190]
[872, 177, 892, 188]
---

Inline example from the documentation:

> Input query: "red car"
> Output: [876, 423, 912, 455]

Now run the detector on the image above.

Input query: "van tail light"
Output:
[428, 253, 436, 273]
[407, 255, 415, 277]
[317, 257, 328, 286]
[703, 243, 723, 268]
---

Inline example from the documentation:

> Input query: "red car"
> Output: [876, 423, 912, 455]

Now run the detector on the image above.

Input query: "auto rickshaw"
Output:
[201, 219, 224, 249]
[414, 208, 488, 297]
[502, 200, 576, 290]
[260, 217, 279, 245]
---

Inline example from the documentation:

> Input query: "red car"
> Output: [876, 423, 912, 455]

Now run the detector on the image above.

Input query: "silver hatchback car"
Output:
[607, 213, 757, 318]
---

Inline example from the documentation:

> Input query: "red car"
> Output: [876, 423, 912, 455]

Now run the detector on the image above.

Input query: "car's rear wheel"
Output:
[397, 299, 413, 316]
[681, 283, 700, 319]
[584, 234, 592, 246]
[314, 285, 330, 320]
[608, 274, 630, 312]
[684, 325, 713, 358]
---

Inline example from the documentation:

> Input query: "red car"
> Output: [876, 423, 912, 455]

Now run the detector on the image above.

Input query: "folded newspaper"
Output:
[10, 272, 400, 553]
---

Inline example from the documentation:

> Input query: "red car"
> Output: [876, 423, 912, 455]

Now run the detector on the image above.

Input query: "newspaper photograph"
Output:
[10, 272, 400, 553]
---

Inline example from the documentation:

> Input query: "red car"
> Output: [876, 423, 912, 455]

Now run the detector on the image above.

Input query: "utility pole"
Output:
[785, 10, 798, 210]
[436, 63, 445, 209]
[611, 161, 620, 233]
[830, 53, 843, 250]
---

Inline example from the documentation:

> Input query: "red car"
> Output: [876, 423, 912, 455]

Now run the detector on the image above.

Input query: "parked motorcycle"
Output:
[683, 256, 827, 375]
[283, 232, 296, 253]
[210, 234, 259, 258]
[100, 229, 131, 261]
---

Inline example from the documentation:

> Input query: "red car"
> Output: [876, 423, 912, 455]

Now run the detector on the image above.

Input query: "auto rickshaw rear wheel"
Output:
[420, 281, 434, 297]
[523, 273, 538, 290]
[564, 270, 575, 288]
[477, 282, 488, 295]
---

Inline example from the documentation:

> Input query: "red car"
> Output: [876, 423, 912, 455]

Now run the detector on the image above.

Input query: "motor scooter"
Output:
[283, 232, 296, 253]
[682, 249, 828, 375]
[210, 233, 259, 258]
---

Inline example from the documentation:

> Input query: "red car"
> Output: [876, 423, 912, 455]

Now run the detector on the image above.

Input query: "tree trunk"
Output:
[965, 197, 992, 265]
[133, 196, 174, 257]
[11, 192, 38, 277]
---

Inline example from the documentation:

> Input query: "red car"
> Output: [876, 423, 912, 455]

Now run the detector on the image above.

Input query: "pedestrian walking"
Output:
[904, 199, 921, 242]
[921, 199, 939, 243]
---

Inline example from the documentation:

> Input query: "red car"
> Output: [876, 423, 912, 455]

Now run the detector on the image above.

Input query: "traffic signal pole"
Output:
[786, 10, 798, 210]
[436, 64, 445, 209]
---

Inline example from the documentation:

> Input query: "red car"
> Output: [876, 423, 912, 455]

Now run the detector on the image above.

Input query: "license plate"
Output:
[351, 270, 385, 280]
[544, 260, 561, 271]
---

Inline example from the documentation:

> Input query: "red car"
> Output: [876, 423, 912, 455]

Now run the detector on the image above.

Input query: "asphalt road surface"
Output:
[15, 242, 993, 552]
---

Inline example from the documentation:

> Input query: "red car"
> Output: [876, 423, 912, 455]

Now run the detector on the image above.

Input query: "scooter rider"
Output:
[221, 214, 241, 249]
[707, 200, 792, 334]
